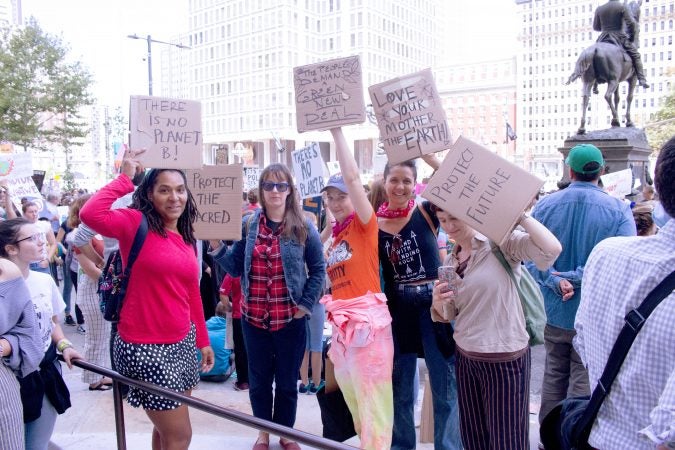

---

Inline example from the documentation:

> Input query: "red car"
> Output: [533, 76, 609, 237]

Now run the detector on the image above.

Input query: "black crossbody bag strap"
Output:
[575, 269, 675, 441]
[119, 214, 148, 296]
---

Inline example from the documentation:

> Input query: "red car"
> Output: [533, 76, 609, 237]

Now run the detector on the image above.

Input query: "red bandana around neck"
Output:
[332, 212, 355, 238]
[376, 199, 415, 219]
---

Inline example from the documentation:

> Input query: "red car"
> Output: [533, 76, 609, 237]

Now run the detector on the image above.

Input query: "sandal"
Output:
[89, 381, 113, 391]
[279, 439, 301, 450]
[252, 438, 269, 450]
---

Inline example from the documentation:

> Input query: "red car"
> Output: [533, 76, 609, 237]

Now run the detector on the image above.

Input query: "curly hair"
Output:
[258, 163, 307, 243]
[67, 194, 92, 229]
[130, 169, 198, 245]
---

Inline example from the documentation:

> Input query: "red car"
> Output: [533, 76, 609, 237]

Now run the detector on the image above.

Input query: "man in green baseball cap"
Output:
[526, 142, 636, 428]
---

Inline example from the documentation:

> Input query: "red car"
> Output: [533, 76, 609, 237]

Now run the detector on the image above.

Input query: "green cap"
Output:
[566, 144, 604, 174]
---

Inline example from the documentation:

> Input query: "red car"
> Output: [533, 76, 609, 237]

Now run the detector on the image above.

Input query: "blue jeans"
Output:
[391, 292, 462, 450]
[242, 317, 306, 428]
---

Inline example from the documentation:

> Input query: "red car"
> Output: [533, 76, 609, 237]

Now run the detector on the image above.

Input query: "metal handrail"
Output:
[65, 357, 356, 450]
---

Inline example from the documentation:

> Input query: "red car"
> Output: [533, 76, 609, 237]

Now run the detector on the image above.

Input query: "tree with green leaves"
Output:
[0, 18, 93, 190]
[645, 84, 675, 155]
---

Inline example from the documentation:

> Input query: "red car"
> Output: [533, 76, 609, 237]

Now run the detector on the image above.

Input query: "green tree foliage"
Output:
[0, 18, 93, 189]
[645, 84, 675, 155]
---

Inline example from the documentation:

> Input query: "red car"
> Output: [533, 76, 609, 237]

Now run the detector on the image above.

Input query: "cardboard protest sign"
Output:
[291, 143, 326, 199]
[600, 168, 633, 198]
[130, 95, 203, 169]
[294, 55, 365, 132]
[185, 165, 243, 240]
[369, 68, 450, 164]
[0, 153, 43, 212]
[422, 136, 543, 245]
[243, 167, 260, 192]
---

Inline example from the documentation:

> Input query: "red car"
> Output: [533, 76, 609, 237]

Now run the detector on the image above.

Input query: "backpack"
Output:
[98, 215, 148, 322]
[490, 242, 546, 346]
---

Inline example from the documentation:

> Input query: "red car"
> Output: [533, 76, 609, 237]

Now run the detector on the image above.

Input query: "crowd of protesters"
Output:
[0, 133, 672, 450]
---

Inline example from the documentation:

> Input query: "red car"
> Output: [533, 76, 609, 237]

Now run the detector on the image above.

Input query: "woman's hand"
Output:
[431, 280, 456, 323]
[121, 148, 146, 179]
[61, 347, 84, 369]
[199, 346, 215, 373]
[293, 310, 307, 319]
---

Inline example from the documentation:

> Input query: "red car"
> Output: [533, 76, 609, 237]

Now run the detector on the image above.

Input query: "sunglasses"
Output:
[261, 181, 290, 192]
[15, 232, 45, 244]
[389, 234, 403, 264]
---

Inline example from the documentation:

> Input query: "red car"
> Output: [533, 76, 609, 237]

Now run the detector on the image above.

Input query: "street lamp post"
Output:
[127, 34, 190, 96]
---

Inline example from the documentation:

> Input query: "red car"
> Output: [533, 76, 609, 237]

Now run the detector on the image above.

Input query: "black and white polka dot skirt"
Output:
[113, 324, 199, 411]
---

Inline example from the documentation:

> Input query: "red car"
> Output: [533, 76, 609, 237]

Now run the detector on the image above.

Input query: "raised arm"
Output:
[330, 127, 372, 224]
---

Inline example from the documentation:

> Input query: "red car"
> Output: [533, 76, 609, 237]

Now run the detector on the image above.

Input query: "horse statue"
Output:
[566, 0, 642, 135]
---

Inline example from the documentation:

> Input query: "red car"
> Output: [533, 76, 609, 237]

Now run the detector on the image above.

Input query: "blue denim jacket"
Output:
[525, 182, 636, 329]
[212, 209, 325, 314]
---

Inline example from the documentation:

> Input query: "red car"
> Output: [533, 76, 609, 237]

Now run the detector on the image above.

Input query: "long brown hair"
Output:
[67, 194, 93, 229]
[258, 163, 307, 242]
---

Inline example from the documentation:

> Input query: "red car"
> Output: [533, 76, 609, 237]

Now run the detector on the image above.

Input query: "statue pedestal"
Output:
[559, 128, 653, 188]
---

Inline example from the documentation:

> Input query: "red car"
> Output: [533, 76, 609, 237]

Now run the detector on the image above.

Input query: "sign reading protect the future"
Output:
[130, 95, 203, 169]
[368, 68, 450, 164]
[422, 136, 543, 245]
[293, 55, 365, 132]
[185, 164, 243, 240]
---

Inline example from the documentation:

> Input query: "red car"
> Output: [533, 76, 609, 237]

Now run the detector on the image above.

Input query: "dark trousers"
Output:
[232, 318, 249, 384]
[242, 317, 306, 427]
[456, 348, 531, 450]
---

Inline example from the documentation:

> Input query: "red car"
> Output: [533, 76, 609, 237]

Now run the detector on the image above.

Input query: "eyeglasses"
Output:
[14, 232, 46, 244]
[261, 181, 290, 192]
[389, 234, 403, 264]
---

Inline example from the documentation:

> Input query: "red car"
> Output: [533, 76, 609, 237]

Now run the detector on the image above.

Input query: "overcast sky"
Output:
[21, 0, 518, 108]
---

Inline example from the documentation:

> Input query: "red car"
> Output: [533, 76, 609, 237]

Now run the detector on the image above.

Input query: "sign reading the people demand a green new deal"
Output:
[185, 164, 243, 240]
[292, 143, 326, 199]
[421, 136, 543, 245]
[368, 68, 451, 164]
[293, 55, 365, 132]
[130, 95, 203, 169]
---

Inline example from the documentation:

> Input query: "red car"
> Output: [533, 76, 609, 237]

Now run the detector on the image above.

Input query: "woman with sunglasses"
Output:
[319, 128, 394, 450]
[377, 157, 462, 450]
[0, 257, 43, 450]
[210, 163, 325, 450]
[0, 218, 83, 450]
[80, 150, 214, 450]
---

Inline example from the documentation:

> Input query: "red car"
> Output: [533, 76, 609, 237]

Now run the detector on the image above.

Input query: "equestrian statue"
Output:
[566, 0, 649, 135]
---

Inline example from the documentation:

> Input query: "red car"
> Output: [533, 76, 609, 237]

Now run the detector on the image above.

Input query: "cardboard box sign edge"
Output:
[293, 55, 366, 133]
[129, 95, 204, 170]
[421, 136, 543, 246]
[367, 68, 451, 165]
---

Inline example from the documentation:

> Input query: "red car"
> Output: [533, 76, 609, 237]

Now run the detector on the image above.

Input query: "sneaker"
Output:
[308, 380, 325, 394]
[234, 381, 249, 391]
[298, 383, 309, 394]
[76, 325, 86, 334]
[64, 315, 76, 326]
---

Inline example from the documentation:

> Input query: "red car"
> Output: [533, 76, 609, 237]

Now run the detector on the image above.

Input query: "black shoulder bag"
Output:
[540, 269, 675, 450]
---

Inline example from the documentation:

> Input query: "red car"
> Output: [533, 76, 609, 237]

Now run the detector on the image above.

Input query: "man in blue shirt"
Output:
[526, 143, 636, 425]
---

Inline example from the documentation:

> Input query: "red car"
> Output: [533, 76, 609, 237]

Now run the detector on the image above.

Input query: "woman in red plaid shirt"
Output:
[211, 163, 325, 450]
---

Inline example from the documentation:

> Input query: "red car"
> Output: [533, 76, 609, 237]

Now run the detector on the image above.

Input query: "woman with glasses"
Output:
[80, 149, 214, 450]
[319, 127, 394, 450]
[0, 218, 83, 450]
[0, 257, 43, 450]
[377, 157, 462, 450]
[210, 163, 325, 450]
[21, 202, 58, 275]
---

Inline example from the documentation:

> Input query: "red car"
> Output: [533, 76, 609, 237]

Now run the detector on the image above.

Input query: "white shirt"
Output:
[26, 271, 66, 352]
[575, 220, 675, 449]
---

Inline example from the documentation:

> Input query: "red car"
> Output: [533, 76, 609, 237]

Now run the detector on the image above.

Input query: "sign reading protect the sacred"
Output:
[369, 68, 450, 164]
[0, 153, 43, 212]
[422, 136, 543, 245]
[185, 164, 242, 240]
[291, 143, 326, 199]
[130, 95, 203, 169]
[294, 55, 365, 132]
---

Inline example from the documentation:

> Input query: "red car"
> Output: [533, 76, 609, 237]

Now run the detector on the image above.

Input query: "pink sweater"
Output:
[80, 174, 209, 348]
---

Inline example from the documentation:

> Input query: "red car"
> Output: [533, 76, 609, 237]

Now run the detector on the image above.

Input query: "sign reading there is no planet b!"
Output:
[293, 55, 365, 132]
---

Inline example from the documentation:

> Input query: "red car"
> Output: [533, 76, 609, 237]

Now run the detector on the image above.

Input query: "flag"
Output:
[506, 123, 517, 141]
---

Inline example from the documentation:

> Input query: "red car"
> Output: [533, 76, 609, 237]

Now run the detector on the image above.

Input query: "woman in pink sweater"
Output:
[80, 149, 214, 450]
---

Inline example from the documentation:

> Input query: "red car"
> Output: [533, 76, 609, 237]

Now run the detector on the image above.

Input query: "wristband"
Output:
[57, 339, 73, 353]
